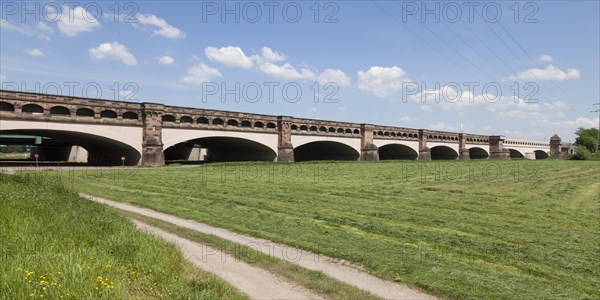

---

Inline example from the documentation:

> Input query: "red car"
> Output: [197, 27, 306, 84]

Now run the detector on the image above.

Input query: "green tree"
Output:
[574, 127, 599, 153]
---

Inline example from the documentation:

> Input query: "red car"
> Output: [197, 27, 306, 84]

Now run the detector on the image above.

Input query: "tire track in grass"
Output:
[82, 193, 436, 300]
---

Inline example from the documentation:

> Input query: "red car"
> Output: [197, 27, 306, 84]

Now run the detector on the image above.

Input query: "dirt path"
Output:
[82, 193, 435, 299]
[132, 219, 325, 300]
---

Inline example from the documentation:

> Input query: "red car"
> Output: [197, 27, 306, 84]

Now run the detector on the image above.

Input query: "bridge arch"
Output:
[22, 104, 43, 114]
[507, 148, 524, 158]
[534, 150, 549, 159]
[468, 147, 489, 159]
[0, 128, 141, 165]
[378, 144, 418, 160]
[0, 101, 15, 112]
[430, 145, 458, 160]
[162, 128, 278, 163]
[76, 108, 95, 117]
[293, 141, 360, 162]
[50, 106, 70, 115]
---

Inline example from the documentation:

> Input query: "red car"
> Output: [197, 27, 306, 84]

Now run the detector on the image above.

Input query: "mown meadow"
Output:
[0, 173, 245, 299]
[53, 159, 600, 299]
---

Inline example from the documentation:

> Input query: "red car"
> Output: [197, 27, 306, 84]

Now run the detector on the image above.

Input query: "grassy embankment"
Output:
[0, 173, 245, 299]
[61, 160, 599, 299]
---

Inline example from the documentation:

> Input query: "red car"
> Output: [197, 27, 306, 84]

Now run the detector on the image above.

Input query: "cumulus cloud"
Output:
[181, 63, 222, 84]
[317, 69, 351, 87]
[258, 62, 316, 80]
[135, 14, 185, 39]
[25, 49, 44, 57]
[158, 55, 175, 65]
[506, 64, 580, 81]
[357, 66, 410, 97]
[36, 22, 55, 34]
[260, 47, 286, 62]
[57, 5, 100, 36]
[205, 46, 254, 68]
[89, 42, 138, 66]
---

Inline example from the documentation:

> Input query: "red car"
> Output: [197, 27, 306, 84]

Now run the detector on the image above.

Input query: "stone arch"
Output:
[227, 119, 239, 126]
[22, 104, 43, 114]
[300, 125, 308, 131]
[534, 150, 549, 160]
[266, 122, 276, 129]
[254, 121, 264, 128]
[507, 148, 524, 158]
[291, 124, 298, 130]
[378, 144, 418, 160]
[0, 128, 141, 165]
[100, 110, 117, 119]
[76, 108, 95, 117]
[197, 117, 209, 124]
[163, 133, 277, 163]
[241, 120, 252, 127]
[162, 115, 176, 122]
[345, 128, 352, 134]
[468, 147, 489, 159]
[310, 126, 318, 132]
[212, 118, 224, 125]
[180, 116, 193, 123]
[50, 106, 70, 115]
[430, 146, 458, 160]
[293, 141, 360, 162]
[123, 112, 138, 120]
[0, 101, 14, 112]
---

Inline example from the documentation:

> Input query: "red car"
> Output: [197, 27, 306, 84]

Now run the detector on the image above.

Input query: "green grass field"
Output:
[56, 160, 600, 299]
[0, 152, 30, 160]
[0, 173, 245, 300]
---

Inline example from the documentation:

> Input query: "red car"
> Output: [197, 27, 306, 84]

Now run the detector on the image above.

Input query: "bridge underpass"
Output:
[293, 141, 360, 162]
[469, 147, 489, 159]
[0, 130, 140, 166]
[378, 144, 418, 160]
[430, 146, 459, 160]
[165, 137, 277, 162]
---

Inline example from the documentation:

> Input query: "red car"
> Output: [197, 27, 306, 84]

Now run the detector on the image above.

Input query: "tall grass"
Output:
[0, 173, 245, 299]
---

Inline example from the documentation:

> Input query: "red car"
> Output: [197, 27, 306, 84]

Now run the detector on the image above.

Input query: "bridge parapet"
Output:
[0, 90, 144, 125]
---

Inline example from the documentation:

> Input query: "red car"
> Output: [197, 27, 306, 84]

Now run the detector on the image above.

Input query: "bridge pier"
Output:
[141, 103, 166, 166]
[550, 134, 563, 159]
[277, 116, 294, 162]
[458, 133, 470, 160]
[489, 136, 511, 159]
[360, 124, 379, 161]
[418, 130, 431, 160]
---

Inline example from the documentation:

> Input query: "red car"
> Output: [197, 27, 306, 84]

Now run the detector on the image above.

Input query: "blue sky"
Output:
[1, 1, 598, 142]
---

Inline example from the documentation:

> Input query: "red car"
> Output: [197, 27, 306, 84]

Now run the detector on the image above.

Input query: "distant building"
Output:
[561, 143, 577, 155]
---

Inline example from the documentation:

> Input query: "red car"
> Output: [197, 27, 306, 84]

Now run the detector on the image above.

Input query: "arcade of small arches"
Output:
[0, 91, 563, 166]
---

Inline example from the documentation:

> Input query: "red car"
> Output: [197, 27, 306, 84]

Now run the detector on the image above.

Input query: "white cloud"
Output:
[57, 5, 100, 36]
[506, 64, 580, 81]
[562, 117, 600, 128]
[357, 66, 410, 97]
[205, 46, 254, 68]
[89, 42, 138, 66]
[136, 14, 185, 39]
[25, 49, 44, 57]
[36, 22, 55, 34]
[317, 69, 351, 87]
[182, 63, 222, 84]
[259, 62, 316, 80]
[158, 55, 175, 65]
[539, 55, 553, 63]
[1, 18, 49, 40]
[261, 47, 286, 62]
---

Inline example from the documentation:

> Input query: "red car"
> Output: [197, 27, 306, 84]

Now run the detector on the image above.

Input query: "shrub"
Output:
[571, 147, 592, 160]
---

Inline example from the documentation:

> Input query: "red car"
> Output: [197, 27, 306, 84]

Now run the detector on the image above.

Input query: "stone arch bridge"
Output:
[0, 90, 562, 166]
